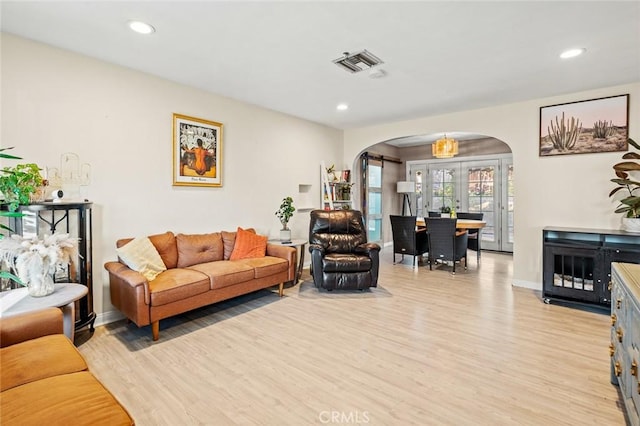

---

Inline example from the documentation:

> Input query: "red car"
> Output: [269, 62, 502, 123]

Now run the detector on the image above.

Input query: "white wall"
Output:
[344, 82, 640, 289]
[0, 34, 343, 322]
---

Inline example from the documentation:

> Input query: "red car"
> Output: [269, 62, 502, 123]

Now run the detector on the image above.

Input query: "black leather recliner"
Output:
[308, 210, 381, 290]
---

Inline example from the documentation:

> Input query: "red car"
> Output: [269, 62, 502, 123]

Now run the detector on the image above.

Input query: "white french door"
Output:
[409, 156, 513, 252]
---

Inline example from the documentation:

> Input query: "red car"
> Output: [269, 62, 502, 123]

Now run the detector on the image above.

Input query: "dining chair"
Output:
[456, 212, 484, 262]
[389, 215, 428, 267]
[424, 217, 468, 274]
[427, 211, 441, 218]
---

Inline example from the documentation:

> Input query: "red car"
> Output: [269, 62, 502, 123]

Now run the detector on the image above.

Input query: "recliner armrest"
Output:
[308, 244, 326, 254]
[355, 243, 381, 254]
[0, 308, 64, 348]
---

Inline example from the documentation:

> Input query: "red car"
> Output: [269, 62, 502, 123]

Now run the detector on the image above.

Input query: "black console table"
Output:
[3, 201, 96, 333]
[542, 226, 640, 308]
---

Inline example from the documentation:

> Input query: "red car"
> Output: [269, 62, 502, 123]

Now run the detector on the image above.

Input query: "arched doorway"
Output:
[354, 132, 513, 252]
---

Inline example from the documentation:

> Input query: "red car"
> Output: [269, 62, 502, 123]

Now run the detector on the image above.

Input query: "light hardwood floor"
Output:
[78, 249, 627, 425]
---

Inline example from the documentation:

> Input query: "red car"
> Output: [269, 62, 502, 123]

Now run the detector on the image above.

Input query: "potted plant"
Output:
[275, 196, 295, 242]
[0, 162, 45, 212]
[439, 206, 451, 218]
[609, 138, 640, 232]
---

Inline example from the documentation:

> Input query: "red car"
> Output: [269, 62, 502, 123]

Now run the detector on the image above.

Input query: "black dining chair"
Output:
[456, 212, 484, 262]
[427, 211, 441, 217]
[390, 215, 428, 267]
[424, 217, 468, 274]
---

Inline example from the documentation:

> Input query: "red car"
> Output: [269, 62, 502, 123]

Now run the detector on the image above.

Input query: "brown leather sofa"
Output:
[104, 230, 296, 341]
[0, 308, 134, 425]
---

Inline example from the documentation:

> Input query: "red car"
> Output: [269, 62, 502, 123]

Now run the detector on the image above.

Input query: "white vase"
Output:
[621, 217, 640, 233]
[279, 228, 292, 242]
[27, 262, 55, 297]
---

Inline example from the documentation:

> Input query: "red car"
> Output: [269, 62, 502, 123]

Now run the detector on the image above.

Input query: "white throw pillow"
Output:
[116, 236, 167, 281]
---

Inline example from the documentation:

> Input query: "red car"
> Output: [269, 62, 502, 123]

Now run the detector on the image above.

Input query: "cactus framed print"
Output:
[539, 94, 628, 156]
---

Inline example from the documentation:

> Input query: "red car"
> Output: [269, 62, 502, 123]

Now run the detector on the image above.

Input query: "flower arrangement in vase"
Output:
[0, 233, 78, 296]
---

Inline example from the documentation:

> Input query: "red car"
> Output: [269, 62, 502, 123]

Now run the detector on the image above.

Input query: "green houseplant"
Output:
[0, 147, 30, 285]
[0, 162, 45, 212]
[609, 138, 640, 232]
[275, 196, 295, 242]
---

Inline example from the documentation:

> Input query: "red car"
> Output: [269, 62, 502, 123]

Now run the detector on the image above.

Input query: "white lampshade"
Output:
[397, 181, 415, 193]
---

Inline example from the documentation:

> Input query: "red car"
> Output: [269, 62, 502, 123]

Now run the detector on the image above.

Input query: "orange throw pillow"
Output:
[229, 227, 268, 260]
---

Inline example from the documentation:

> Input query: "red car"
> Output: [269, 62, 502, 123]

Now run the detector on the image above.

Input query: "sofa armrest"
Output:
[0, 308, 64, 348]
[104, 261, 152, 326]
[266, 244, 297, 281]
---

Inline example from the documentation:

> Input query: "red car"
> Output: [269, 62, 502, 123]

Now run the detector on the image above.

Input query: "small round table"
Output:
[0, 283, 88, 342]
[269, 239, 307, 284]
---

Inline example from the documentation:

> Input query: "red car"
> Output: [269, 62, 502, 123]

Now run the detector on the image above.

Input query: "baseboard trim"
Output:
[512, 279, 541, 291]
[94, 310, 125, 328]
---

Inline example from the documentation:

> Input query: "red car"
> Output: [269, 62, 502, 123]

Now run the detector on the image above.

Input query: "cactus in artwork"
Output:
[593, 120, 616, 139]
[547, 112, 581, 151]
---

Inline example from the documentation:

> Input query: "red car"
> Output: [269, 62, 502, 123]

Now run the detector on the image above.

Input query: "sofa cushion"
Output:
[0, 334, 88, 392]
[237, 256, 289, 279]
[0, 371, 134, 425]
[148, 269, 210, 306]
[221, 231, 237, 260]
[188, 261, 255, 289]
[176, 232, 224, 268]
[230, 227, 267, 260]
[116, 236, 167, 281]
[117, 231, 178, 269]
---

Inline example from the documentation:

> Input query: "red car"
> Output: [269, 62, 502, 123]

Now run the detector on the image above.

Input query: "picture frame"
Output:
[172, 113, 223, 187]
[539, 94, 629, 157]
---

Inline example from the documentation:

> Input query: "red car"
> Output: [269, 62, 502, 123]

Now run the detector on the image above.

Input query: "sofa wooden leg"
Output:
[151, 321, 159, 341]
[279, 282, 284, 297]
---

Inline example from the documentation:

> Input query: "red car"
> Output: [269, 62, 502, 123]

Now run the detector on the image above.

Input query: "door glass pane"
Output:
[431, 168, 456, 211]
[414, 170, 423, 218]
[507, 164, 514, 243]
[467, 166, 495, 243]
[368, 218, 381, 242]
[368, 191, 381, 215]
[368, 165, 382, 188]
[365, 161, 383, 243]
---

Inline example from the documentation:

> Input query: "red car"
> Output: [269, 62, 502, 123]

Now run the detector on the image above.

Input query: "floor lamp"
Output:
[397, 181, 416, 216]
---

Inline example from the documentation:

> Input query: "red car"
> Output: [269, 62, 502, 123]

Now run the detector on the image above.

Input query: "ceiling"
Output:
[1, 1, 638, 132]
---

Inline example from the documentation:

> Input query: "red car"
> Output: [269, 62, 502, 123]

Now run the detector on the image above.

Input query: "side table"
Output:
[269, 239, 307, 284]
[0, 283, 88, 342]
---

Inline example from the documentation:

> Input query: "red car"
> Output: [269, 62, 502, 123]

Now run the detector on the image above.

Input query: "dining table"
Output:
[416, 218, 487, 230]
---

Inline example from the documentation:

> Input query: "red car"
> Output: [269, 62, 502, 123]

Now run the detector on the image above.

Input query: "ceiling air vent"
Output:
[333, 50, 384, 73]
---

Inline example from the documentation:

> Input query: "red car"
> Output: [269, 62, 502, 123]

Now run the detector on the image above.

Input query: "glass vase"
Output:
[27, 267, 55, 297]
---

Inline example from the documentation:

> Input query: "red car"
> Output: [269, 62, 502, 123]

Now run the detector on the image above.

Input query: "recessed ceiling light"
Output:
[336, 103, 349, 111]
[128, 20, 155, 35]
[560, 48, 586, 59]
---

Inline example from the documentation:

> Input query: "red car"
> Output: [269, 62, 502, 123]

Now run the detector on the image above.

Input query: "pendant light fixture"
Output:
[431, 134, 459, 158]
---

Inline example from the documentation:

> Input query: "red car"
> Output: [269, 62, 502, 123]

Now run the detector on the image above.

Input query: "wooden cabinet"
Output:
[610, 262, 640, 426]
[4, 201, 96, 333]
[542, 227, 640, 307]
